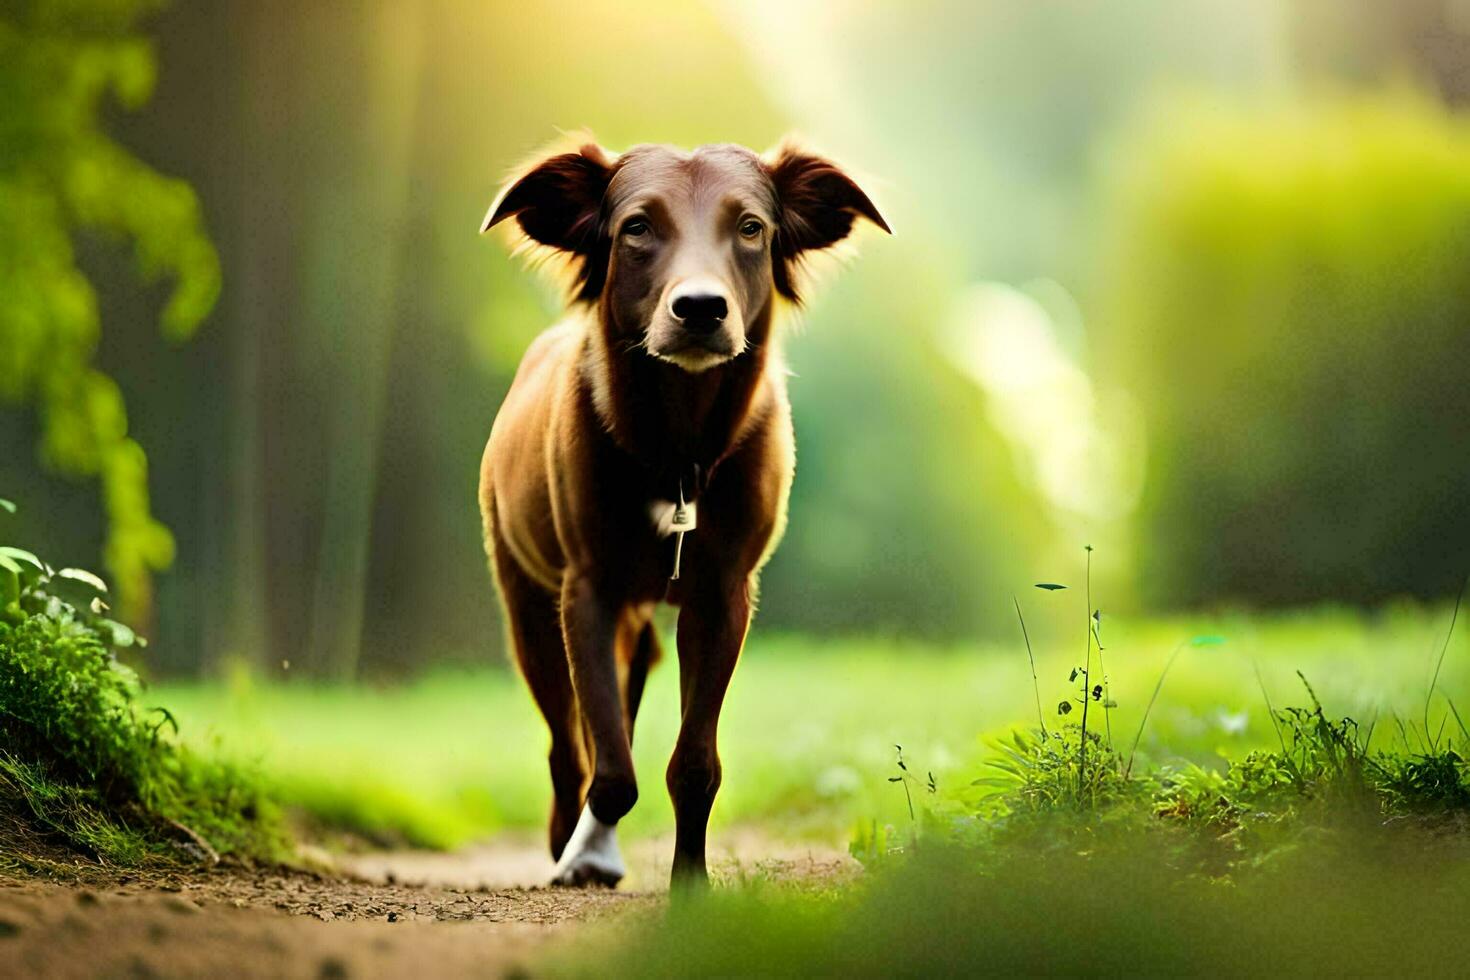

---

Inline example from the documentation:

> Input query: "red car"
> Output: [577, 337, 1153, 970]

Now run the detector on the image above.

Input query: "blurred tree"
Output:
[298, 0, 427, 680]
[0, 0, 218, 624]
[721, 0, 1288, 285]
[1099, 93, 1470, 608]
[1296, 0, 1470, 106]
[762, 249, 1048, 639]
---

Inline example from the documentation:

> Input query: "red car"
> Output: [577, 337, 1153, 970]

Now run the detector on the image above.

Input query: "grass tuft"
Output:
[0, 508, 290, 866]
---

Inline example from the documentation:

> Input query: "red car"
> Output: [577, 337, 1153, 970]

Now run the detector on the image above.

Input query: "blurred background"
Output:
[3, 0, 1469, 683]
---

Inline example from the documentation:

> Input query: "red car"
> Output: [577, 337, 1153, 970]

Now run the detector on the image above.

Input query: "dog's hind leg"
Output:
[620, 611, 660, 744]
[490, 543, 588, 864]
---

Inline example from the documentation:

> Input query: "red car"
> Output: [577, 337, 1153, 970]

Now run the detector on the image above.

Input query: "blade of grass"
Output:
[1013, 596, 1047, 740]
[1124, 638, 1186, 780]
[1445, 696, 1469, 743]
[1255, 659, 1288, 755]
[1424, 569, 1469, 738]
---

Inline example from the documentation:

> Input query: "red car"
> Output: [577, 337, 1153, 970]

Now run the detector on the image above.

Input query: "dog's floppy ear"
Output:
[767, 145, 889, 300]
[481, 142, 615, 254]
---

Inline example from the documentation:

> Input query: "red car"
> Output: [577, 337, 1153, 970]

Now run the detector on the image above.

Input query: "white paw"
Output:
[550, 804, 625, 888]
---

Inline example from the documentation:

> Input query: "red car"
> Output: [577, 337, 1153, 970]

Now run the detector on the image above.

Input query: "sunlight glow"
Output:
[943, 281, 1144, 523]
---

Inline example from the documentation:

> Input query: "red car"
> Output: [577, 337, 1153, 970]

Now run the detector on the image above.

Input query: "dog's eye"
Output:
[622, 219, 650, 238]
[739, 219, 763, 240]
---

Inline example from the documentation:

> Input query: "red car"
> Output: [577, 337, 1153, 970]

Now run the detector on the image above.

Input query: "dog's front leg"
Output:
[667, 574, 752, 890]
[555, 573, 635, 886]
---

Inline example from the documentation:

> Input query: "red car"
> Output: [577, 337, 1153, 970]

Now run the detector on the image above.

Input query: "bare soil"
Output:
[0, 831, 857, 978]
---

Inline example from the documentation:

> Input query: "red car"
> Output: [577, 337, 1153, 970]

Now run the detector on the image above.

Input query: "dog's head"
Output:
[483, 139, 889, 372]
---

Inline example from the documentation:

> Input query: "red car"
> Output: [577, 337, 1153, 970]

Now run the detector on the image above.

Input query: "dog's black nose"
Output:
[671, 292, 728, 330]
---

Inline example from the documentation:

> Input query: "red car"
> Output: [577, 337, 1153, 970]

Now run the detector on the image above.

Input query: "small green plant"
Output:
[0, 498, 288, 866]
[977, 726, 1136, 816]
[1012, 545, 1120, 806]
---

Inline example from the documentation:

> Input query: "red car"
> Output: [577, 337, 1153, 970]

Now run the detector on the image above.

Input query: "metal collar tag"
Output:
[651, 481, 698, 580]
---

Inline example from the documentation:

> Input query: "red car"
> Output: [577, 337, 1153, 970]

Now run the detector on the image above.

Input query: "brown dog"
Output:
[478, 138, 887, 888]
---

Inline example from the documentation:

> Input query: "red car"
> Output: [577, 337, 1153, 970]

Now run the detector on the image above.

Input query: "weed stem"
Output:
[1077, 546, 1093, 804]
[1014, 596, 1047, 740]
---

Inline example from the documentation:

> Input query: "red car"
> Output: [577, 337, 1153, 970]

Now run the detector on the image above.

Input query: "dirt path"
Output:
[0, 831, 857, 978]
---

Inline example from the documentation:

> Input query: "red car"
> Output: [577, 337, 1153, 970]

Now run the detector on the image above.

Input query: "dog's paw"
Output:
[550, 854, 624, 888]
[550, 804, 625, 888]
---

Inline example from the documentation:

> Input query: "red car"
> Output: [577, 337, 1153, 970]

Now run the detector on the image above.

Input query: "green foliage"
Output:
[0, 501, 286, 864]
[1101, 93, 1470, 608]
[943, 622, 1470, 891]
[870, 570, 1470, 884]
[0, 0, 219, 621]
[764, 253, 1049, 640]
[555, 830, 1470, 978]
[965, 634, 1470, 859]
[1160, 680, 1470, 842]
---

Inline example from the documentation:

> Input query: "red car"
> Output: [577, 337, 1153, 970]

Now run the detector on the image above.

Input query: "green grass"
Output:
[549, 827, 1470, 976]
[153, 601, 1469, 850]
